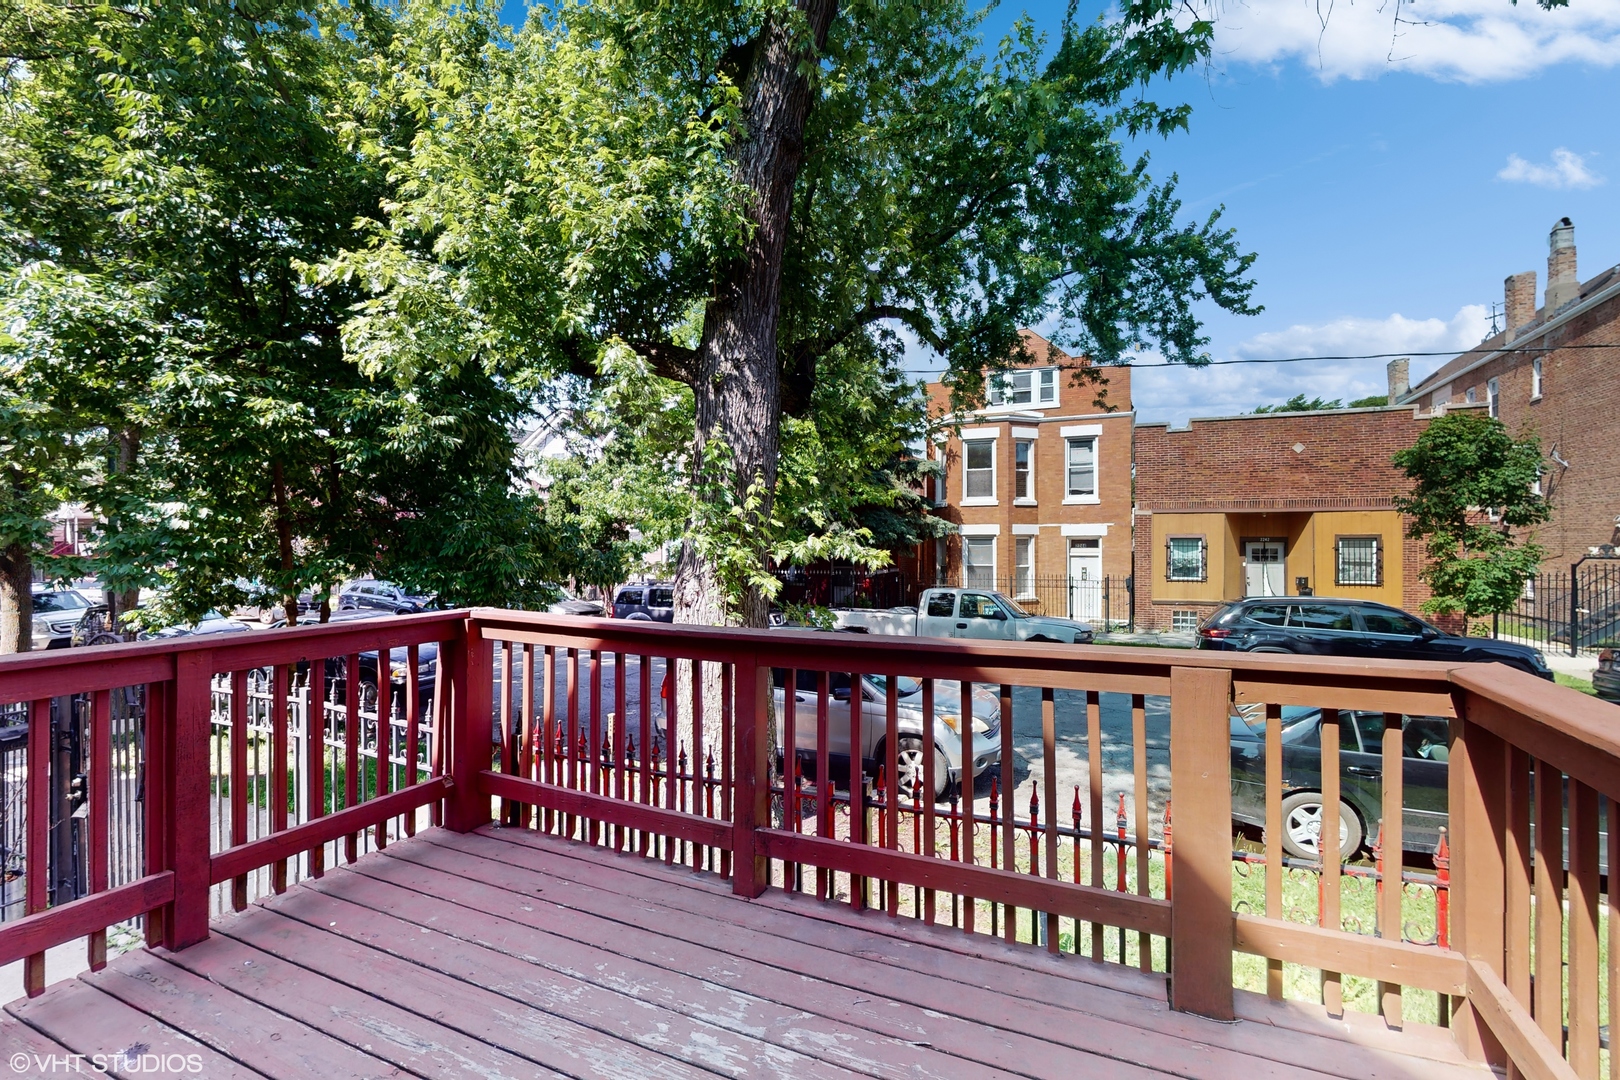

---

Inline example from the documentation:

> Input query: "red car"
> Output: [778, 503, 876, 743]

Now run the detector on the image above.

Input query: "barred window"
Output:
[1166, 536, 1206, 581]
[1336, 537, 1381, 586]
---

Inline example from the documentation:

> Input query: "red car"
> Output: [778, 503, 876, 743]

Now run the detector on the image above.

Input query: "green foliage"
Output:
[1252, 394, 1345, 414]
[1347, 394, 1391, 409]
[0, 0, 561, 624]
[1393, 411, 1551, 618]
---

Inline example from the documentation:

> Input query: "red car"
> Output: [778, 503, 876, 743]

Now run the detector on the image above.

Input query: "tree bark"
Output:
[107, 428, 141, 633]
[0, 543, 32, 654]
[270, 459, 300, 628]
[673, 0, 839, 634]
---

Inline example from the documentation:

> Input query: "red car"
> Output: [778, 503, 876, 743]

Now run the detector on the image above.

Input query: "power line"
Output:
[1120, 343, 1617, 368]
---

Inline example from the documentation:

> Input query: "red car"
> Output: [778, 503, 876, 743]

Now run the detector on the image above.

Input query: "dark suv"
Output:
[1197, 597, 1553, 678]
[612, 583, 674, 621]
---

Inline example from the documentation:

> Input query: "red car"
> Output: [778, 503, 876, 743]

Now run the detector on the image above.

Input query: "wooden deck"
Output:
[2, 826, 1490, 1080]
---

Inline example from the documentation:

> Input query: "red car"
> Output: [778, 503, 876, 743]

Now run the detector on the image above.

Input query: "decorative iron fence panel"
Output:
[1494, 556, 1620, 656]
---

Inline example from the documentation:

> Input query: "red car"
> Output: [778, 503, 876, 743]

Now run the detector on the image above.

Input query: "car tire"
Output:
[1028, 634, 1056, 643]
[889, 735, 949, 804]
[625, 613, 652, 621]
[1278, 790, 1364, 862]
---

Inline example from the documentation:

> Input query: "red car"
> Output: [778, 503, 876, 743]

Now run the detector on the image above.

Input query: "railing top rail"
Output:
[1450, 662, 1620, 798]
[0, 610, 467, 701]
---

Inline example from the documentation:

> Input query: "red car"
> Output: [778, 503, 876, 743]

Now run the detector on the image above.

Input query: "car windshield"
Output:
[33, 590, 90, 613]
[1233, 704, 1321, 741]
[866, 675, 923, 698]
[990, 593, 1030, 618]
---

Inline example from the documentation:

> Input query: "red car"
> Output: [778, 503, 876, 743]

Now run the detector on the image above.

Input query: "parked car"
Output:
[1197, 597, 1553, 678]
[1595, 648, 1619, 703]
[336, 580, 435, 615]
[612, 583, 674, 621]
[831, 588, 1093, 644]
[1230, 705, 1609, 869]
[30, 586, 102, 650]
[141, 611, 254, 639]
[771, 669, 1001, 801]
[545, 586, 604, 617]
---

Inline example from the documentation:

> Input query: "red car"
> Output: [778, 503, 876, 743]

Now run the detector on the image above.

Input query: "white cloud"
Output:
[1133, 305, 1491, 424]
[1208, 0, 1620, 82]
[1497, 148, 1606, 189]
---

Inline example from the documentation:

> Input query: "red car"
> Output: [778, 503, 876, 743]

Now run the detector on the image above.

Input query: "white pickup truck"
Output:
[832, 587, 1094, 644]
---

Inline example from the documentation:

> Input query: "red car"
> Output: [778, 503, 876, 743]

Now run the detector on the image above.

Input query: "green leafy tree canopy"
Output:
[1393, 410, 1550, 619]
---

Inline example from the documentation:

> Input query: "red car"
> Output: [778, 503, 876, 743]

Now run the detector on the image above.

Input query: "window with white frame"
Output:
[1465, 387, 1477, 404]
[1165, 536, 1206, 581]
[1065, 437, 1096, 498]
[1335, 536, 1381, 586]
[963, 439, 995, 500]
[1488, 377, 1500, 418]
[963, 537, 996, 588]
[1013, 536, 1035, 598]
[1531, 359, 1543, 400]
[1013, 440, 1033, 501]
[987, 368, 1058, 406]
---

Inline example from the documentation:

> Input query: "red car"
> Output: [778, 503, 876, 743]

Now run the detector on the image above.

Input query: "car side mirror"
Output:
[1421, 626, 1441, 639]
[993, 610, 1007, 621]
[831, 687, 851, 702]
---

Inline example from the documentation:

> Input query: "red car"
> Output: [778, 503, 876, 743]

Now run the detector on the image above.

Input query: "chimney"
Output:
[1504, 271, 1536, 336]
[1545, 217, 1578, 314]
[1386, 358, 1409, 404]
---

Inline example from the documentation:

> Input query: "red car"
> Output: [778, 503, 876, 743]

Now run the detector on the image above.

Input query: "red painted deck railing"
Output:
[1, 609, 1613, 1080]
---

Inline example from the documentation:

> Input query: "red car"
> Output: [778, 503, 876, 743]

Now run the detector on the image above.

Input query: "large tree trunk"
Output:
[0, 543, 33, 654]
[672, 0, 839, 634]
[107, 428, 142, 633]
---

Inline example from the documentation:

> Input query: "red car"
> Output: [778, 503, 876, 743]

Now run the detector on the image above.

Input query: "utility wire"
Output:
[1119, 343, 1617, 368]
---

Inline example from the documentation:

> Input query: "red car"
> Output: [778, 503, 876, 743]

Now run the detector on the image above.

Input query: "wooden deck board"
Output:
[0, 827, 1492, 1080]
[434, 827, 1489, 1080]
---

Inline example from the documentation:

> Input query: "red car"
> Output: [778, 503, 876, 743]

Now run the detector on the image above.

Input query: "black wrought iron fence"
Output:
[956, 573, 1131, 627]
[1493, 556, 1620, 656]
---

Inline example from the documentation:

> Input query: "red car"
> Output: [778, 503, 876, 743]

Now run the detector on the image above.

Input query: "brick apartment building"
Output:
[1131, 403, 1457, 632]
[1398, 218, 1620, 568]
[925, 331, 1133, 624]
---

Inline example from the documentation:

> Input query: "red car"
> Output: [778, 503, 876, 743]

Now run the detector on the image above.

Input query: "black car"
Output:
[1197, 597, 1553, 678]
[1230, 705, 1449, 860]
[337, 580, 435, 615]
[611, 583, 675, 622]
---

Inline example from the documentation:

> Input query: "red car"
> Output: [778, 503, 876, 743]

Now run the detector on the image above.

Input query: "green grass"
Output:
[1555, 671, 1598, 696]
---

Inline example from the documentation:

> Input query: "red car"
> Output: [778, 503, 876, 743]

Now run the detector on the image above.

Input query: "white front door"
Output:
[1067, 539, 1102, 620]
[1244, 541, 1285, 597]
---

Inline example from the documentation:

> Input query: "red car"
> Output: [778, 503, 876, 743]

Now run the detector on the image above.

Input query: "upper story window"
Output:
[1487, 377, 1500, 418]
[987, 368, 1058, 407]
[1531, 359, 1543, 400]
[963, 439, 995, 500]
[1013, 440, 1034, 501]
[1165, 536, 1206, 582]
[1465, 387, 1477, 404]
[1065, 437, 1096, 499]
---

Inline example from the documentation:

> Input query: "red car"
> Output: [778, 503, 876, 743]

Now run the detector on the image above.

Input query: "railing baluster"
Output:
[816, 671, 830, 900]
[1532, 758, 1563, 1047]
[1320, 707, 1343, 1017]
[590, 649, 603, 846]
[783, 669, 799, 893]
[1263, 700, 1283, 998]
[230, 670, 249, 910]
[1166, 665, 1233, 1021]
[1378, 711, 1404, 1028]
[960, 679, 974, 936]
[308, 660, 327, 875]
[24, 697, 49, 996]
[1130, 692, 1149, 971]
[638, 654, 652, 855]
[884, 676, 899, 918]
[689, 657, 701, 867]
[921, 677, 936, 925]
[1565, 778, 1600, 1075]
[1042, 687, 1059, 954]
[344, 652, 360, 862]
[848, 671, 864, 911]
[1504, 746, 1532, 1013]
[272, 664, 291, 885]
[720, 662, 733, 879]
[542, 646, 557, 834]
[88, 688, 111, 971]
[1087, 688, 1103, 960]
[614, 651, 628, 851]
[405, 645, 421, 838]
[999, 683, 1015, 943]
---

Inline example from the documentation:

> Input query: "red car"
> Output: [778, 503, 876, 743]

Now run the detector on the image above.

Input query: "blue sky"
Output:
[501, 0, 1619, 423]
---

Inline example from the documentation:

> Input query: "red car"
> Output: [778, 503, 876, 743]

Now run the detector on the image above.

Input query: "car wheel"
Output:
[1278, 791, 1364, 861]
[86, 632, 124, 647]
[890, 735, 949, 804]
[626, 613, 652, 621]
[1028, 634, 1056, 643]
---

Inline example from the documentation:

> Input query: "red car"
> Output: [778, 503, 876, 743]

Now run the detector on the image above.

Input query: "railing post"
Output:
[731, 657, 769, 898]
[166, 649, 214, 951]
[1168, 664, 1233, 1020]
[1447, 693, 1507, 1066]
[445, 617, 493, 833]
